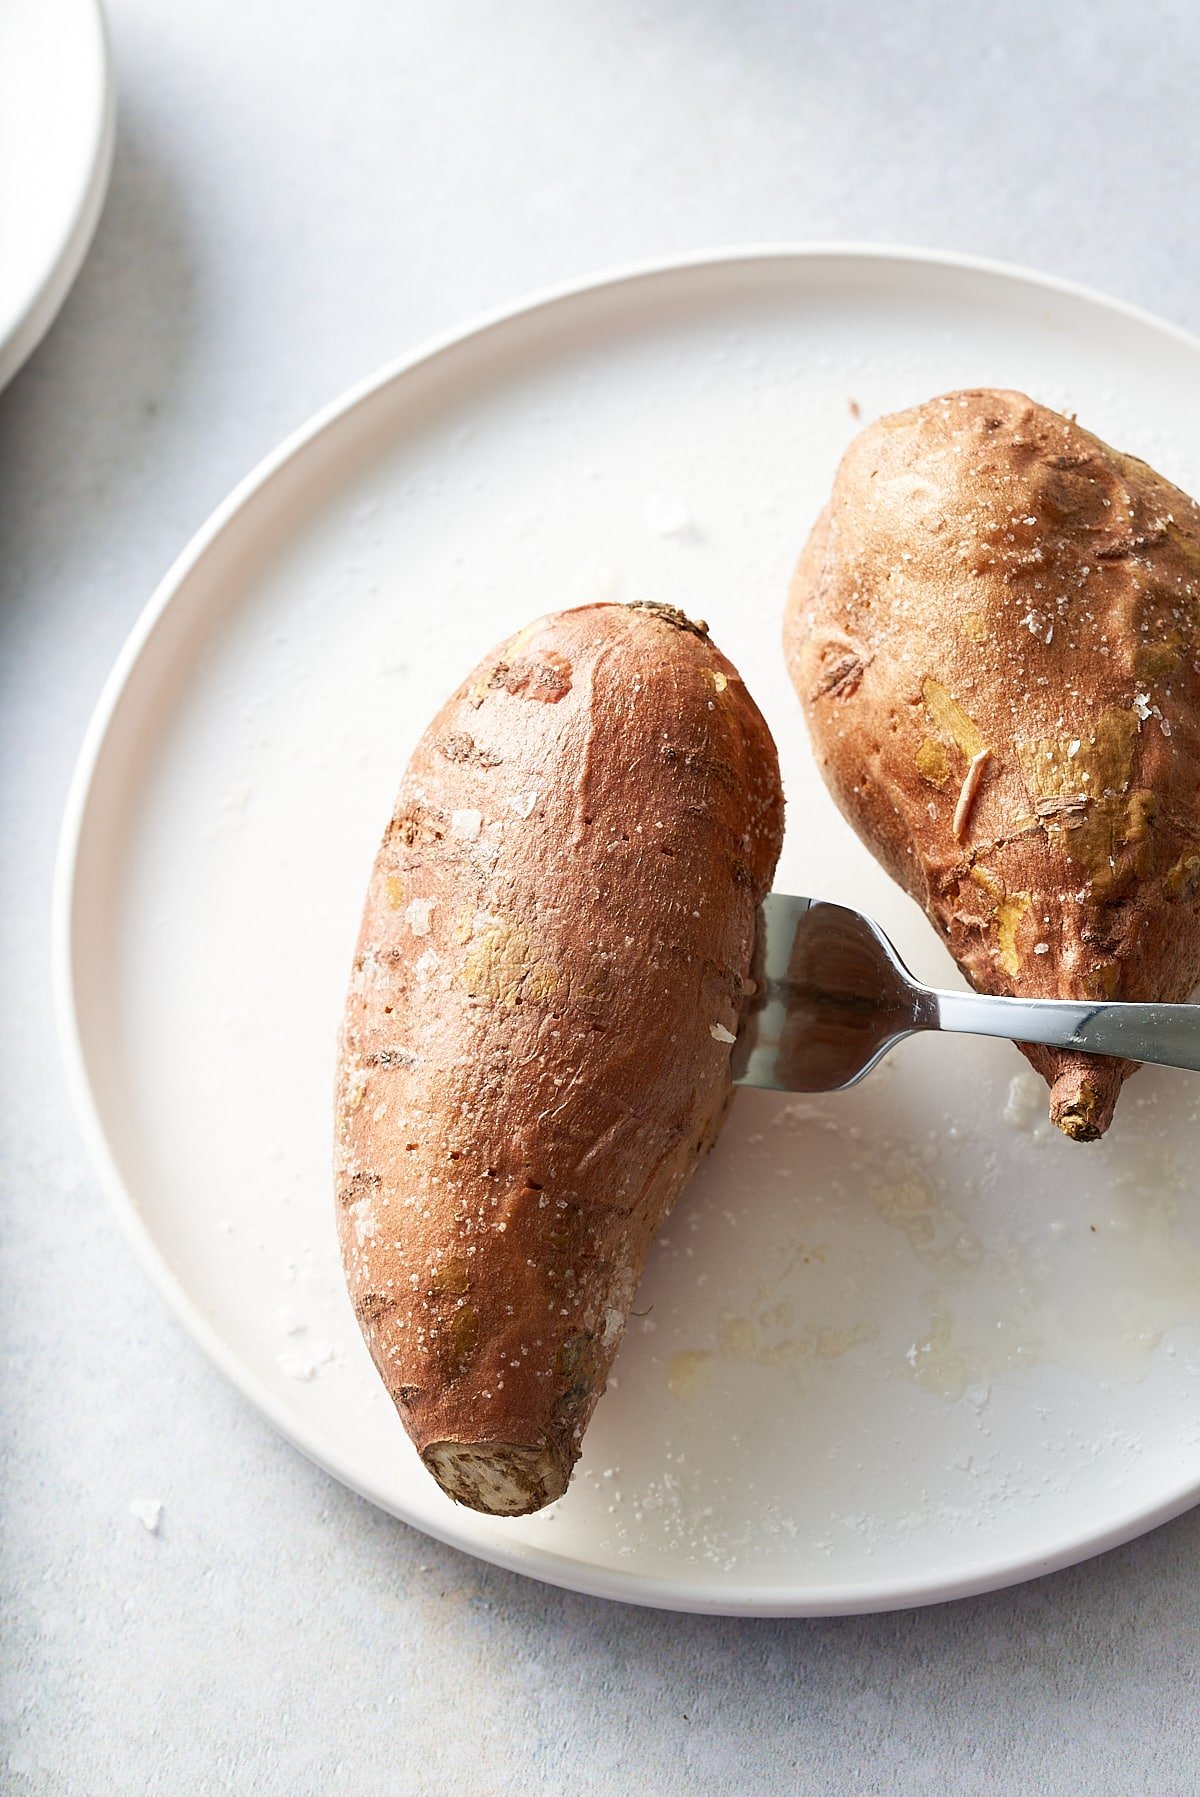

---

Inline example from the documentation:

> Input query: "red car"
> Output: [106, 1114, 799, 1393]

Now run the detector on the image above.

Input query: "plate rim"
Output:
[0, 0, 116, 391]
[52, 241, 1200, 1616]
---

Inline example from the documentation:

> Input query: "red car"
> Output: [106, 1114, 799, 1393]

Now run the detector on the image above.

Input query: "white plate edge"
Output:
[0, 0, 116, 391]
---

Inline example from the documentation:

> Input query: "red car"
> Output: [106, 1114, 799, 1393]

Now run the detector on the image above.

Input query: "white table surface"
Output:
[5, 3, 1200, 1790]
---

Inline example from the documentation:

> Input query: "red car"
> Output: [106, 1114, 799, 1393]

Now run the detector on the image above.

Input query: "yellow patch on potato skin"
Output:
[430, 1258, 471, 1295]
[1082, 962, 1121, 1000]
[1018, 708, 1152, 894]
[1134, 639, 1181, 680]
[459, 918, 560, 1008]
[922, 677, 987, 761]
[970, 866, 1004, 903]
[1020, 708, 1137, 804]
[447, 1304, 479, 1372]
[995, 893, 1030, 976]
[915, 738, 950, 786]
[385, 874, 406, 909]
[960, 612, 989, 643]
[1124, 790, 1158, 882]
[1166, 852, 1200, 900]
[965, 867, 1029, 975]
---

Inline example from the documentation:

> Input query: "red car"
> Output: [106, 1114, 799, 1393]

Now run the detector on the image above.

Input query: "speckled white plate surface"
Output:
[0, 0, 114, 390]
[55, 247, 1200, 1615]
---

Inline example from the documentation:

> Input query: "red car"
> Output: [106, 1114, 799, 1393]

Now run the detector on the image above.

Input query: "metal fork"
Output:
[734, 894, 1200, 1094]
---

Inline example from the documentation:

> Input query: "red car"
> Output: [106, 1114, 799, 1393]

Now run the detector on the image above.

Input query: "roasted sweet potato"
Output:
[786, 388, 1200, 1140]
[336, 603, 784, 1513]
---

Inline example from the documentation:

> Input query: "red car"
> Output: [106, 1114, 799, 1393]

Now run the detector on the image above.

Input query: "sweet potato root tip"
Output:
[627, 599, 710, 638]
[1047, 1064, 1121, 1142]
[422, 1440, 571, 1516]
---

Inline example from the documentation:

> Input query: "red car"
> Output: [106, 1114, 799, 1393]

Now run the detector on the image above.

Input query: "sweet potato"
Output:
[336, 603, 784, 1514]
[785, 388, 1200, 1140]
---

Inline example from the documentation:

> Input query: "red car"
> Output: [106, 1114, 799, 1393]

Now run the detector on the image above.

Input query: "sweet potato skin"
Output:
[336, 603, 783, 1512]
[785, 389, 1200, 1139]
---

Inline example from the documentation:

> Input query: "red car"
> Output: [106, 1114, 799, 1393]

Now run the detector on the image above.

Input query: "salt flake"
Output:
[405, 898, 435, 936]
[414, 947, 441, 983]
[128, 1498, 164, 1534]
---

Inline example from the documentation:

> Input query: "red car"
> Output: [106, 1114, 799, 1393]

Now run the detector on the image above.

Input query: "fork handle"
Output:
[931, 988, 1200, 1073]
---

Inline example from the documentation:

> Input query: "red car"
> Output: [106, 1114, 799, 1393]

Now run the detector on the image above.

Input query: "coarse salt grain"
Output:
[128, 1498, 164, 1534]
[350, 1197, 379, 1245]
[710, 1023, 737, 1044]
[405, 898, 434, 936]
[450, 809, 482, 841]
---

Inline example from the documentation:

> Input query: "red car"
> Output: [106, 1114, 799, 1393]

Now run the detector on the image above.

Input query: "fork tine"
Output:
[735, 897, 928, 1092]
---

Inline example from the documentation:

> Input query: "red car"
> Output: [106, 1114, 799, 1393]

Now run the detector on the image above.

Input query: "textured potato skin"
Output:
[336, 603, 783, 1512]
[785, 389, 1200, 1139]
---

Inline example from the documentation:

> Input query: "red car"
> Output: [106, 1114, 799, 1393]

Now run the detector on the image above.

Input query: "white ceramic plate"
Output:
[0, 0, 114, 390]
[56, 248, 1200, 1615]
